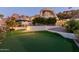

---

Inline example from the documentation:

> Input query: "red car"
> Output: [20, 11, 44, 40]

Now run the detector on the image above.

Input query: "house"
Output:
[40, 8, 58, 20]
[10, 14, 32, 26]
[6, 8, 59, 27]
[72, 14, 79, 20]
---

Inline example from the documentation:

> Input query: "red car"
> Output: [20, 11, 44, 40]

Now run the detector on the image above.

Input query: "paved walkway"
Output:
[47, 30, 77, 40]
[49, 26, 66, 32]
[48, 26, 77, 39]
[47, 27, 79, 47]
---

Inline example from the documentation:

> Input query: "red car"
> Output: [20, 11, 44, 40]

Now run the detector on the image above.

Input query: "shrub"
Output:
[32, 17, 57, 25]
[46, 17, 56, 25]
[65, 19, 79, 33]
[32, 17, 45, 25]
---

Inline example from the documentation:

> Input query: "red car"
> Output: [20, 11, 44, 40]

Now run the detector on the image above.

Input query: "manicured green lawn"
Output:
[0, 31, 79, 52]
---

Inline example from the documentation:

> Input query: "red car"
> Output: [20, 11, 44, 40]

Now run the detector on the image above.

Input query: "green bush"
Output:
[32, 17, 45, 25]
[32, 17, 57, 25]
[46, 17, 56, 25]
[65, 19, 79, 33]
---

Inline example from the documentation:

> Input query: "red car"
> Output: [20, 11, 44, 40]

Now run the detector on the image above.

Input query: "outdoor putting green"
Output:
[0, 31, 79, 52]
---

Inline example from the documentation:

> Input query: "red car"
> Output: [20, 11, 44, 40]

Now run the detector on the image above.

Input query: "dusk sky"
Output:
[0, 7, 79, 17]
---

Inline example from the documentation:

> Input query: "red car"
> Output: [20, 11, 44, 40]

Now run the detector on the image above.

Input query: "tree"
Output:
[32, 17, 45, 25]
[32, 17, 57, 25]
[6, 17, 18, 31]
[57, 10, 79, 19]
[0, 14, 4, 18]
[46, 17, 56, 25]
